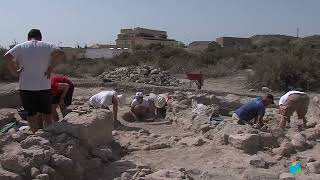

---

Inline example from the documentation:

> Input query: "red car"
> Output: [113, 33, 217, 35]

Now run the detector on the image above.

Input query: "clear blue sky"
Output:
[0, 0, 319, 48]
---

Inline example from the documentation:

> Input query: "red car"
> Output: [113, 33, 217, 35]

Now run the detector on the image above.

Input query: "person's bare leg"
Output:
[27, 114, 39, 133]
[42, 113, 52, 128]
[39, 114, 44, 129]
[51, 104, 59, 121]
[280, 115, 289, 129]
[59, 105, 68, 118]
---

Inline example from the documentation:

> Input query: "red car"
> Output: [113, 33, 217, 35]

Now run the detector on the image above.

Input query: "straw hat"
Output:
[154, 94, 168, 108]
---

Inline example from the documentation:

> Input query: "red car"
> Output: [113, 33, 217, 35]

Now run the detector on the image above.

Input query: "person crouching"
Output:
[148, 93, 169, 119]
[51, 75, 74, 122]
[89, 90, 126, 122]
[232, 94, 274, 129]
[131, 92, 150, 121]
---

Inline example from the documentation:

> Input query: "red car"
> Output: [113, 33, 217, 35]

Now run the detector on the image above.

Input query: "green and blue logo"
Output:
[289, 162, 301, 175]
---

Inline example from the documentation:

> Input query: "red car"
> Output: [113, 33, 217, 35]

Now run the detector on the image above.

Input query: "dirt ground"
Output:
[1, 74, 320, 180]
[70, 79, 320, 179]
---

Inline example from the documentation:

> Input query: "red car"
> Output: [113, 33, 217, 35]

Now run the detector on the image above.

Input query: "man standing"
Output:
[233, 94, 274, 128]
[4, 29, 64, 133]
[279, 91, 309, 129]
[51, 75, 74, 121]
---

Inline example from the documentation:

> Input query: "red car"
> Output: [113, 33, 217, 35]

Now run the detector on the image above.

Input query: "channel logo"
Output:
[289, 161, 301, 175]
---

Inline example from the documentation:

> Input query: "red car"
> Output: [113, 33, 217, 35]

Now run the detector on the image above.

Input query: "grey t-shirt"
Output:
[5, 40, 58, 90]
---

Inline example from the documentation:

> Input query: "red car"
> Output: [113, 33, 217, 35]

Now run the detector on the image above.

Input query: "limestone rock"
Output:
[11, 131, 32, 143]
[249, 156, 268, 168]
[142, 142, 170, 151]
[47, 109, 114, 147]
[228, 134, 260, 154]
[145, 169, 187, 179]
[307, 157, 316, 163]
[259, 132, 279, 148]
[178, 137, 205, 147]
[41, 165, 56, 177]
[291, 133, 308, 151]
[307, 161, 320, 174]
[65, 144, 87, 166]
[0, 153, 29, 174]
[20, 136, 49, 149]
[31, 167, 41, 178]
[272, 142, 294, 157]
[120, 172, 132, 180]
[279, 172, 295, 180]
[92, 146, 113, 162]
[50, 154, 74, 171]
[36, 174, 49, 180]
[261, 87, 272, 92]
[0, 111, 16, 127]
[200, 124, 212, 133]
[0, 168, 23, 180]
[21, 148, 47, 167]
[242, 169, 278, 180]
[307, 122, 317, 129]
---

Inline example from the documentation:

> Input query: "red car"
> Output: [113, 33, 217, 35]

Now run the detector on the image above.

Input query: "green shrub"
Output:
[248, 49, 320, 91]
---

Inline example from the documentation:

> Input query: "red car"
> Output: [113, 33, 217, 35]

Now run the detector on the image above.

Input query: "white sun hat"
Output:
[117, 94, 126, 107]
[135, 92, 143, 98]
[154, 94, 168, 108]
[148, 93, 157, 101]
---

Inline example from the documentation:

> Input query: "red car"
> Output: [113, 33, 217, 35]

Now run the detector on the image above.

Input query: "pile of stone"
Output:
[166, 91, 251, 131]
[0, 109, 116, 180]
[98, 66, 181, 86]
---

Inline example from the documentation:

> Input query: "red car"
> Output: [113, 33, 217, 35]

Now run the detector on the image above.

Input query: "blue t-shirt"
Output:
[235, 97, 265, 122]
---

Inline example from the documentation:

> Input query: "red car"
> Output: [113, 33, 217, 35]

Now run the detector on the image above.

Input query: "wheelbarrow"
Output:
[186, 73, 205, 89]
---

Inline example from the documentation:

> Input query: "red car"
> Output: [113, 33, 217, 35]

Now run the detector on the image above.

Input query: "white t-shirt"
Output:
[89, 91, 116, 108]
[279, 91, 306, 105]
[131, 98, 149, 108]
[5, 40, 58, 90]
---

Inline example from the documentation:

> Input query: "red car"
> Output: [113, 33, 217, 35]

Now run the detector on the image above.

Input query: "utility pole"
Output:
[296, 28, 299, 38]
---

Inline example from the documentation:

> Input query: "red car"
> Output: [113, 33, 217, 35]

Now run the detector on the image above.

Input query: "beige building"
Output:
[116, 27, 177, 48]
[62, 47, 86, 60]
[187, 41, 211, 52]
[216, 37, 252, 48]
[187, 41, 221, 52]
[62, 45, 130, 60]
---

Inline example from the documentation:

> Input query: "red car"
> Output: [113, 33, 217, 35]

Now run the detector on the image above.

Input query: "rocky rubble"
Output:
[98, 66, 181, 86]
[166, 91, 251, 131]
[0, 110, 118, 180]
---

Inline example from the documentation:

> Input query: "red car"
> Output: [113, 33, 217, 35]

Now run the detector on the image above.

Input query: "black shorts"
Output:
[52, 85, 74, 105]
[19, 90, 52, 116]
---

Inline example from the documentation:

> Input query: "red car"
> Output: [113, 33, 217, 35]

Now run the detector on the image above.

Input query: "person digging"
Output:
[232, 94, 275, 130]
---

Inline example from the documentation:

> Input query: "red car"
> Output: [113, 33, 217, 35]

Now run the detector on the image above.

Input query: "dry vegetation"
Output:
[1, 35, 320, 91]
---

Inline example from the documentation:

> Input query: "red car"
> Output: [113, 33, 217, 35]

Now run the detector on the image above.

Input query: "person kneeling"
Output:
[232, 94, 274, 129]
[131, 92, 151, 121]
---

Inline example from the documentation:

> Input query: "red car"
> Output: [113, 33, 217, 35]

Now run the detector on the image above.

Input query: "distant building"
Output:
[89, 44, 118, 49]
[187, 41, 211, 52]
[61, 47, 86, 60]
[62, 45, 130, 60]
[208, 41, 221, 50]
[187, 41, 221, 52]
[116, 27, 177, 48]
[216, 37, 252, 48]
[85, 47, 129, 59]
